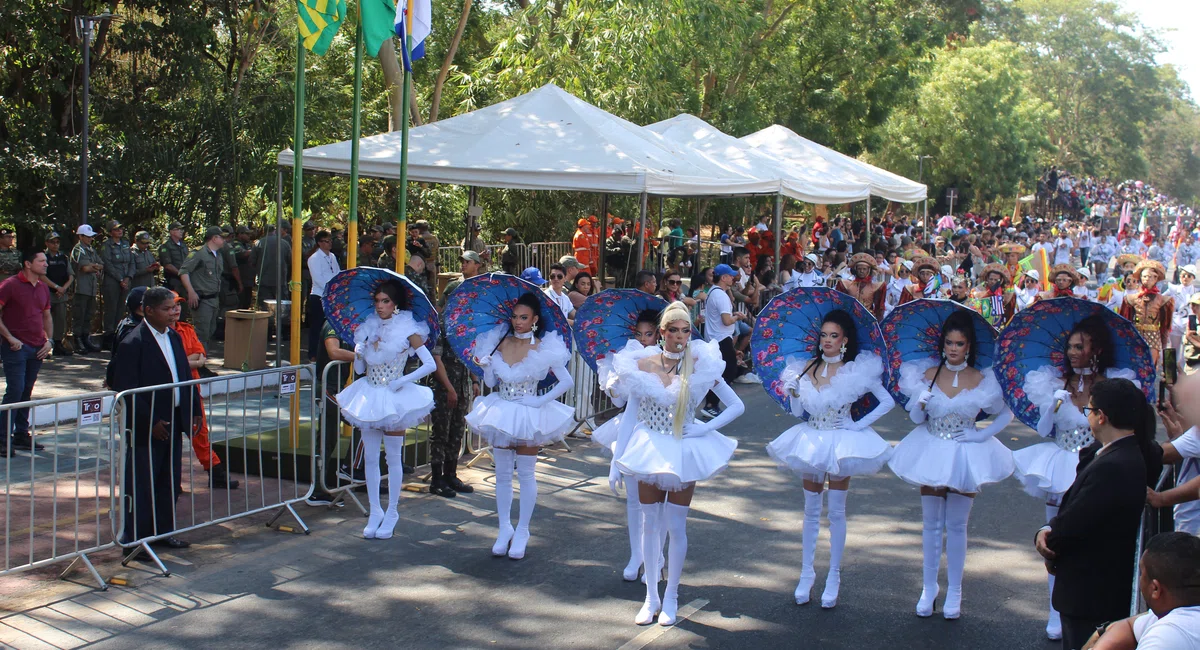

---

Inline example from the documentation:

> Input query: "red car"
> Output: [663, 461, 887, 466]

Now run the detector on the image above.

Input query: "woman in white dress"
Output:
[888, 309, 1015, 620]
[765, 309, 895, 608]
[592, 309, 667, 582]
[1011, 315, 1138, 640]
[467, 292, 574, 560]
[337, 280, 437, 540]
[609, 302, 744, 626]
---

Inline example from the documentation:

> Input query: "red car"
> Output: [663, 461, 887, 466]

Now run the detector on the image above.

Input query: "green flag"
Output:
[361, 0, 398, 57]
[297, 0, 347, 55]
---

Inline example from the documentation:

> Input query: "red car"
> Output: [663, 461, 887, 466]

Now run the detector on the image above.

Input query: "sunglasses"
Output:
[667, 279, 681, 286]
[550, 274, 564, 280]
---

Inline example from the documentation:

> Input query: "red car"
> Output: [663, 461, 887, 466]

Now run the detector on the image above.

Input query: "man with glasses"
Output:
[1034, 379, 1158, 650]
[543, 263, 575, 323]
[305, 230, 339, 362]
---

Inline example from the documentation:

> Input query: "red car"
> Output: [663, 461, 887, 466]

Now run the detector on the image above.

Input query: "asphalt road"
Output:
[2, 384, 1062, 649]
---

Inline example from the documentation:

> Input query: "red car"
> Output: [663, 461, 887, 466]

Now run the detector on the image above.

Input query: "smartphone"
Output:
[1191, 314, 1198, 333]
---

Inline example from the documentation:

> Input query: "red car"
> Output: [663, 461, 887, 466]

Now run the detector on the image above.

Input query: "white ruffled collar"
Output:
[898, 358, 1003, 418]
[610, 338, 724, 406]
[481, 330, 571, 383]
[353, 312, 429, 365]
[1024, 365, 1140, 430]
[783, 352, 885, 416]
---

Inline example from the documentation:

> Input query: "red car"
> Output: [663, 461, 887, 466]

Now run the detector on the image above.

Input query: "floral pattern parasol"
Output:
[750, 286, 887, 416]
[994, 297, 1156, 429]
[322, 266, 438, 349]
[880, 298, 998, 408]
[572, 289, 670, 372]
[443, 273, 572, 387]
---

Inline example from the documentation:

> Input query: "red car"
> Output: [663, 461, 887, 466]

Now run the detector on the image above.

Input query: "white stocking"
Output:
[623, 476, 643, 580]
[943, 493, 973, 618]
[822, 489, 847, 607]
[361, 428, 385, 537]
[916, 494, 945, 616]
[491, 448, 516, 555]
[375, 435, 406, 539]
[515, 455, 538, 531]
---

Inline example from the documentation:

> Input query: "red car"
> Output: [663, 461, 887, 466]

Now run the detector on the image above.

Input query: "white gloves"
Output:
[516, 395, 547, 408]
[1053, 390, 1072, 406]
[608, 462, 623, 497]
[387, 377, 409, 391]
[681, 422, 712, 439]
[353, 343, 366, 374]
[917, 390, 934, 406]
[952, 427, 995, 444]
[474, 353, 492, 367]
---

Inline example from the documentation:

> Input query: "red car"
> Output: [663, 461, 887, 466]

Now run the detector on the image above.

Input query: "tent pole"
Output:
[696, 198, 703, 273]
[275, 168, 283, 368]
[774, 193, 783, 273]
[289, 34, 305, 371]
[865, 197, 871, 253]
[347, 6, 364, 269]
[598, 195, 609, 287]
[396, 16, 413, 274]
[636, 192, 648, 271]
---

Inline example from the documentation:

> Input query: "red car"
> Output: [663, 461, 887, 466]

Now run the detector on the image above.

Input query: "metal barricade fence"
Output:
[1130, 465, 1176, 615]
[1, 391, 118, 589]
[526, 242, 573, 276]
[110, 366, 316, 575]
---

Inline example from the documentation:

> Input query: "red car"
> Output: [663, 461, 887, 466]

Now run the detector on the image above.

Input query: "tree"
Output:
[872, 39, 1057, 207]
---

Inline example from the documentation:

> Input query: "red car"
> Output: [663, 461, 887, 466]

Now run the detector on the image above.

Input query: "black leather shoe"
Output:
[53, 342, 73, 357]
[209, 465, 241, 489]
[11, 435, 44, 451]
[428, 478, 457, 498]
[82, 336, 101, 352]
[151, 536, 191, 549]
[444, 465, 474, 493]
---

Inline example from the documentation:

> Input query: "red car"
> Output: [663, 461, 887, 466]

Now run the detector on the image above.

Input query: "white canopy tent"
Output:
[645, 114, 871, 204]
[741, 124, 927, 203]
[277, 83, 778, 197]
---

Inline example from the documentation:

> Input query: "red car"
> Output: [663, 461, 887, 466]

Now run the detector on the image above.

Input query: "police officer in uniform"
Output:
[70, 224, 103, 353]
[158, 221, 189, 316]
[233, 226, 256, 309]
[428, 250, 483, 498]
[99, 220, 133, 349]
[0, 228, 21, 282]
[377, 235, 397, 271]
[130, 231, 161, 288]
[180, 226, 225, 347]
[43, 232, 74, 356]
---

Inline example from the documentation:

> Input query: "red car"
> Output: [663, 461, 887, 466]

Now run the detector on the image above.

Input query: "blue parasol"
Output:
[322, 266, 438, 349]
[880, 298, 997, 408]
[443, 273, 572, 388]
[994, 297, 1156, 429]
[750, 286, 887, 417]
[573, 290, 669, 372]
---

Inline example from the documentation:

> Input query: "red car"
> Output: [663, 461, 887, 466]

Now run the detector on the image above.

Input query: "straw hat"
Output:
[1049, 264, 1082, 284]
[980, 263, 1012, 285]
[848, 252, 877, 271]
[1132, 259, 1167, 284]
[1116, 253, 1142, 269]
[911, 256, 939, 275]
[996, 243, 1026, 255]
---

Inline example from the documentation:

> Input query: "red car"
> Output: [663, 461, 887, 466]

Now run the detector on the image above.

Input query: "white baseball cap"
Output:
[76, 224, 97, 237]
[804, 253, 820, 265]
[1077, 266, 1092, 279]
[901, 260, 914, 270]
[1183, 265, 1198, 277]
[1024, 269, 1040, 281]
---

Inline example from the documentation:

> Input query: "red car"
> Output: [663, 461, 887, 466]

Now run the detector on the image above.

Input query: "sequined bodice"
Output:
[638, 400, 680, 437]
[499, 379, 538, 400]
[808, 404, 852, 430]
[1054, 426, 1094, 453]
[927, 413, 975, 440]
[366, 358, 408, 387]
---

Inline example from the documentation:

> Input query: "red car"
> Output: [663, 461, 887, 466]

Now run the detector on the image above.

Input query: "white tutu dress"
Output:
[336, 312, 437, 431]
[465, 330, 575, 448]
[611, 340, 742, 491]
[887, 360, 1015, 493]
[591, 340, 645, 454]
[1012, 366, 1139, 500]
[765, 353, 896, 479]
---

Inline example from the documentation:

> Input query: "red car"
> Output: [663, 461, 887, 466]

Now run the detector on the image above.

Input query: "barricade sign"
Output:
[80, 397, 103, 426]
[281, 369, 298, 395]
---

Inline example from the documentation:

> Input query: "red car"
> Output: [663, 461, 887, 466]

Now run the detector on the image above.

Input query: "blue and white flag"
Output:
[394, 0, 431, 71]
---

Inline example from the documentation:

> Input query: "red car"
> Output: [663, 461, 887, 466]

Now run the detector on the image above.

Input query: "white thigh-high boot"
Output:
[375, 435, 406, 539]
[659, 502, 690, 626]
[641, 502, 669, 585]
[491, 448, 516, 556]
[623, 476, 643, 581]
[916, 495, 946, 617]
[943, 493, 974, 620]
[1045, 503, 1062, 640]
[796, 489, 823, 604]
[822, 489, 848, 608]
[360, 428, 385, 538]
[636, 502, 663, 625]
[509, 455, 538, 560]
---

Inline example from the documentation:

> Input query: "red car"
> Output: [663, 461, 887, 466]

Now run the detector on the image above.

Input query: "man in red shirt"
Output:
[0, 250, 53, 456]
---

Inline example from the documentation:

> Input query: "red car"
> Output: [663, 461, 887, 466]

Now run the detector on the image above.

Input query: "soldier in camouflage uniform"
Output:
[403, 250, 430, 298]
[180, 226, 226, 347]
[158, 221, 190, 319]
[99, 220, 133, 349]
[377, 235, 397, 272]
[427, 249, 485, 498]
[43, 232, 74, 356]
[217, 225, 242, 338]
[0, 228, 21, 283]
[70, 224, 103, 352]
[129, 231, 161, 288]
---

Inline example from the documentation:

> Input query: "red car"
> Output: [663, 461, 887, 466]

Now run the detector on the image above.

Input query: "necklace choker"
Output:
[946, 360, 967, 387]
[514, 331, 534, 341]
[1073, 366, 1093, 391]
[662, 349, 685, 360]
[820, 353, 842, 377]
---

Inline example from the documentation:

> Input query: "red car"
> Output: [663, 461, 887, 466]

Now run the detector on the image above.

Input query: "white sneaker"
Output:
[735, 372, 762, 384]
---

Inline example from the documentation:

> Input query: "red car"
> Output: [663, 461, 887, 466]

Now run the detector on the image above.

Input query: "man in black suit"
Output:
[1034, 378, 1156, 650]
[110, 286, 201, 549]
